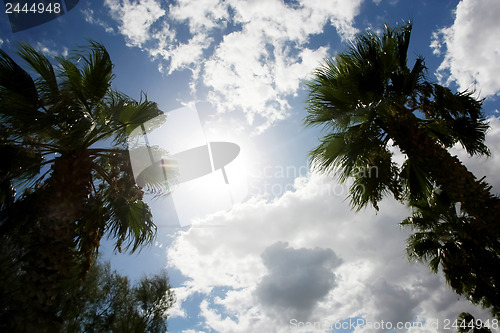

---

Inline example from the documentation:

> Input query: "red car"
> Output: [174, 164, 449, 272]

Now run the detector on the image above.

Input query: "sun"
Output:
[128, 104, 254, 227]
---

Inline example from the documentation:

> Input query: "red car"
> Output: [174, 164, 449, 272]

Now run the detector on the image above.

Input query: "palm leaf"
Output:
[76, 41, 114, 104]
[399, 158, 434, 202]
[0, 49, 50, 135]
[107, 199, 155, 253]
[16, 43, 59, 104]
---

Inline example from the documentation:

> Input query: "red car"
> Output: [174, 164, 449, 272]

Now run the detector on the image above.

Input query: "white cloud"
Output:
[104, 0, 165, 47]
[30, 41, 66, 57]
[432, 0, 500, 97]
[36, 42, 58, 57]
[450, 115, 500, 194]
[168, 0, 230, 33]
[98, 0, 362, 133]
[201, 0, 361, 133]
[166, 117, 500, 332]
[82, 8, 115, 33]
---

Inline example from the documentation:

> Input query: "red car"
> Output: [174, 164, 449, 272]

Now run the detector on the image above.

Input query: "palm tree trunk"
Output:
[22, 150, 94, 332]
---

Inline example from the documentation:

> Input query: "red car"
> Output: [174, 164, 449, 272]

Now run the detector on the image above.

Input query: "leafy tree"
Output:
[0, 42, 168, 331]
[60, 260, 175, 333]
[305, 22, 500, 315]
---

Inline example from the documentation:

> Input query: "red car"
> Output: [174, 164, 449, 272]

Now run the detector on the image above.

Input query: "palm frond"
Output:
[56, 56, 85, 105]
[0, 49, 38, 106]
[399, 158, 434, 202]
[136, 166, 176, 196]
[107, 199, 156, 253]
[16, 43, 59, 104]
[419, 83, 489, 156]
[76, 41, 114, 104]
[0, 49, 51, 136]
[102, 91, 165, 145]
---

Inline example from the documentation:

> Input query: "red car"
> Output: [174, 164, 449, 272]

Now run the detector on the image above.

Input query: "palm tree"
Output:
[304, 22, 500, 315]
[305, 22, 499, 233]
[0, 42, 167, 331]
[403, 191, 500, 318]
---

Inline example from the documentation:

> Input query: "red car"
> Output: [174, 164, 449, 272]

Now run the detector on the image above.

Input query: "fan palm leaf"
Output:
[0, 41, 171, 331]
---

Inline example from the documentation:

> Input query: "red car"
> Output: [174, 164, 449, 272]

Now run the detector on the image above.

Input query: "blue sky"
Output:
[2, 0, 500, 332]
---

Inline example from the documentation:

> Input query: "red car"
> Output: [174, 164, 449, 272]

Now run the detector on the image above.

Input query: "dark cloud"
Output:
[255, 241, 342, 322]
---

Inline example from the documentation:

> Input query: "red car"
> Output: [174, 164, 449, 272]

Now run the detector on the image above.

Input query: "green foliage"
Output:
[403, 192, 500, 318]
[0, 41, 173, 331]
[305, 22, 490, 211]
[0, 41, 166, 254]
[305, 22, 500, 317]
[60, 260, 175, 333]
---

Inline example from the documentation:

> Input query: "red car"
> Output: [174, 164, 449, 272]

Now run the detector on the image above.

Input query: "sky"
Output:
[2, 0, 500, 332]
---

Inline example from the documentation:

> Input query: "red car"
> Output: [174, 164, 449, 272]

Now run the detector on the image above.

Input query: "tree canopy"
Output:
[60, 260, 175, 333]
[305, 22, 500, 317]
[0, 41, 171, 331]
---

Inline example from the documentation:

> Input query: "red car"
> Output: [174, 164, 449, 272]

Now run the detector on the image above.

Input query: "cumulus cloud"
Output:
[96, 0, 363, 133]
[169, 0, 230, 33]
[105, 0, 165, 47]
[166, 178, 488, 332]
[432, 0, 500, 97]
[165, 117, 500, 332]
[255, 242, 342, 322]
[450, 115, 500, 194]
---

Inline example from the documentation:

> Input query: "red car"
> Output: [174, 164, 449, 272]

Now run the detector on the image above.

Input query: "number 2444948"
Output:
[5, 2, 62, 14]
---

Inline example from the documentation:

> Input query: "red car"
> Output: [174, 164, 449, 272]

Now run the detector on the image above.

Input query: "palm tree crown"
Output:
[1, 41, 164, 251]
[0, 41, 167, 331]
[305, 22, 496, 218]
